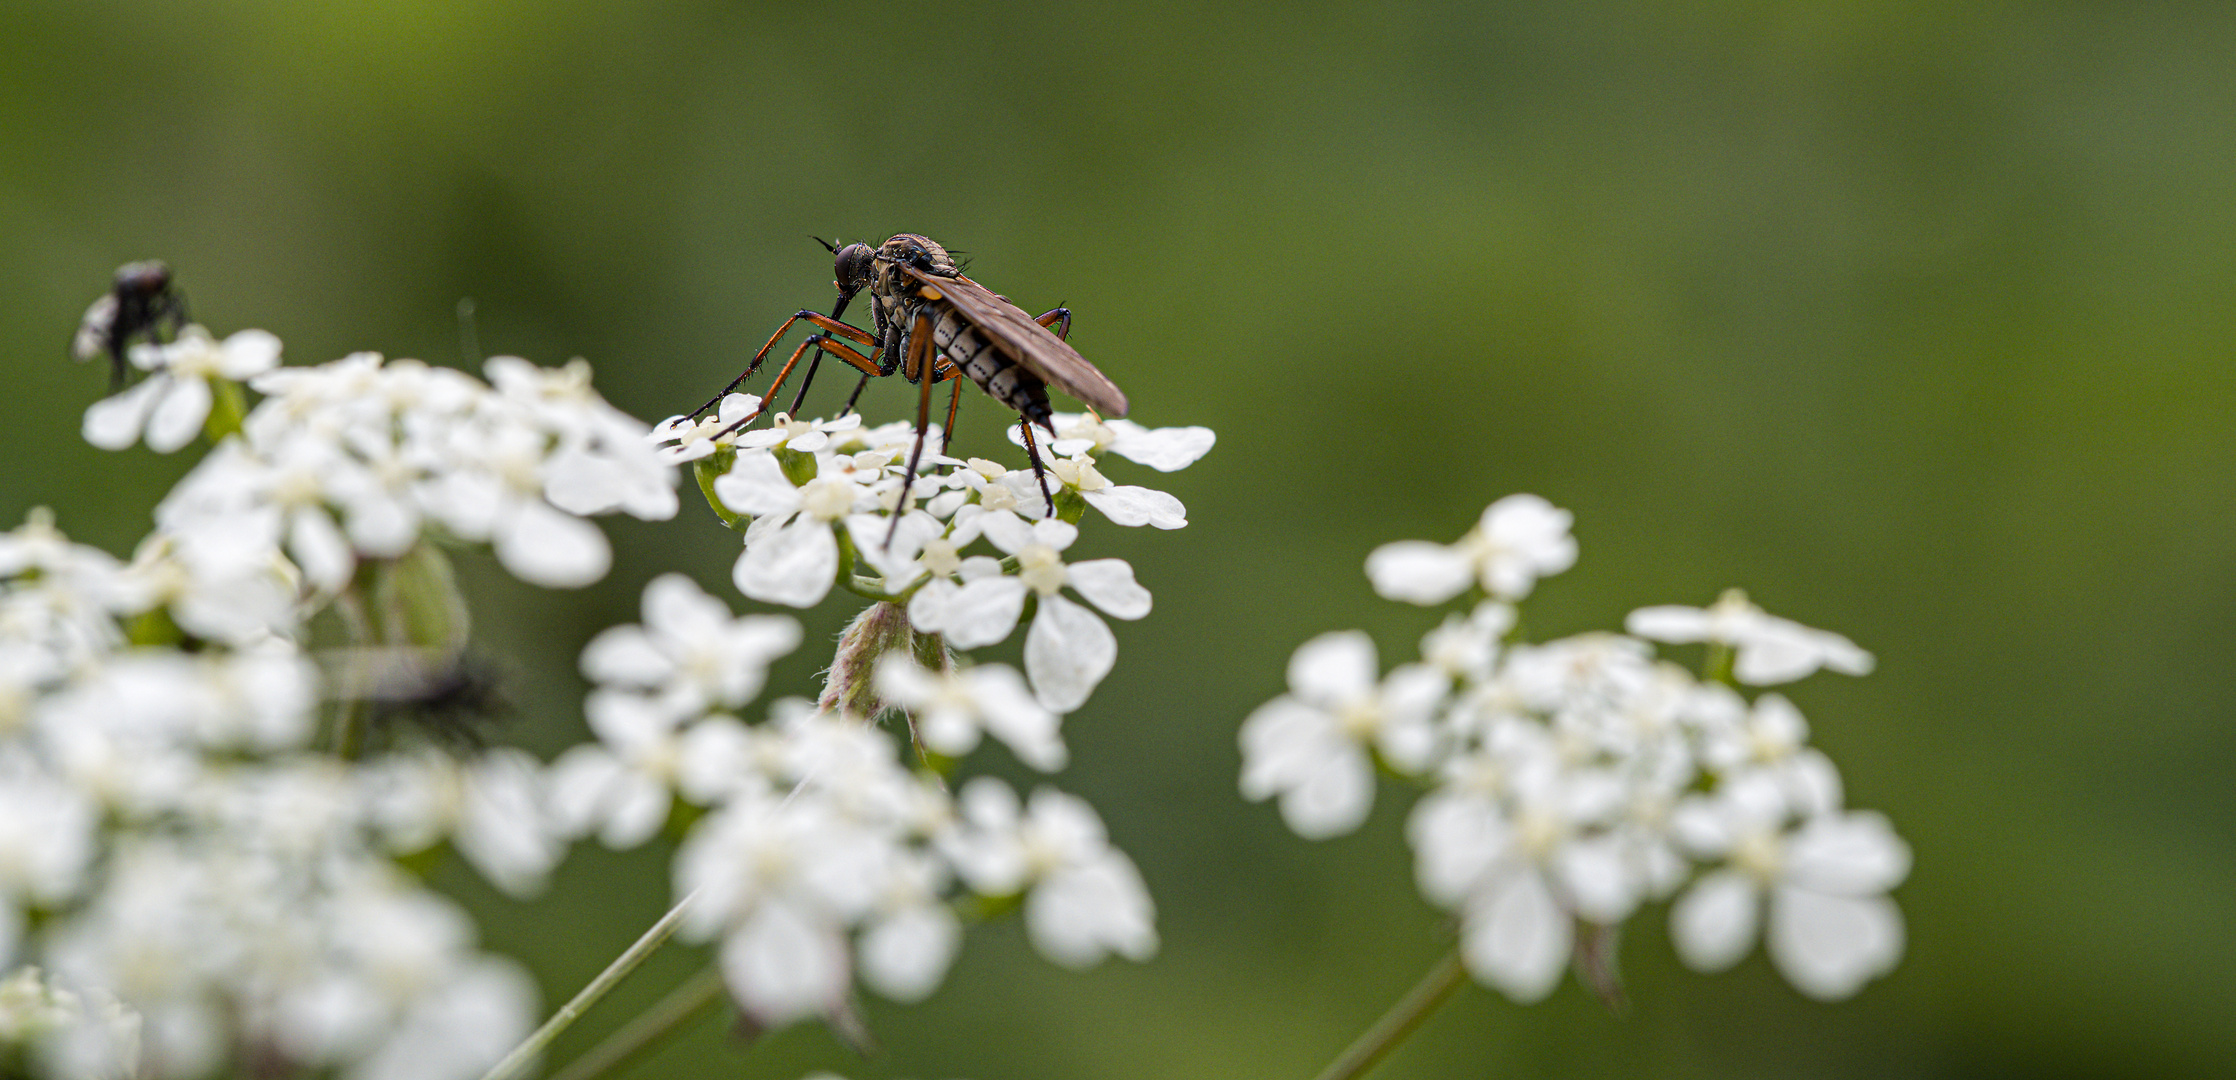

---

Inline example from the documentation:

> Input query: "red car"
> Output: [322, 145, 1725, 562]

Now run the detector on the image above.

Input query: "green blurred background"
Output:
[5, 2, 2233, 1077]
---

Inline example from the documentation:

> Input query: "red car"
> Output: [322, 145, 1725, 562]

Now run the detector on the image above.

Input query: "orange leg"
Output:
[694, 310, 877, 419]
[716, 334, 882, 438]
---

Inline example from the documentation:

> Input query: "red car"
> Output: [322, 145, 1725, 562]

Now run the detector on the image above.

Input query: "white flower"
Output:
[82, 328, 280, 453]
[1669, 773, 1909, 999]
[734, 411, 864, 455]
[1366, 494, 1577, 604]
[1627, 589, 1874, 685]
[941, 780, 1157, 968]
[1042, 454, 1187, 529]
[874, 656, 1067, 770]
[1239, 632, 1445, 839]
[361, 750, 561, 898]
[718, 452, 884, 608]
[580, 574, 802, 717]
[1408, 740, 1632, 1002]
[1012, 412, 1217, 472]
[648, 394, 762, 463]
[907, 516, 1150, 711]
[547, 693, 686, 849]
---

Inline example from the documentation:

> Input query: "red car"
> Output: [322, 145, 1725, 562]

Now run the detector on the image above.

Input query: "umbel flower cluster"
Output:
[1, 282, 1211, 1080]
[1242, 495, 1910, 1003]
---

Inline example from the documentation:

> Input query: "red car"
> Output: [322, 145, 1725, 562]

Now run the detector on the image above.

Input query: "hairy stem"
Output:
[1309, 949, 1469, 1080]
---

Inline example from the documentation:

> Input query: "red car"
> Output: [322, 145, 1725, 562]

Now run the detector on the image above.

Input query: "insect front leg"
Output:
[717, 333, 882, 438]
[1035, 307, 1072, 342]
[694, 309, 875, 419]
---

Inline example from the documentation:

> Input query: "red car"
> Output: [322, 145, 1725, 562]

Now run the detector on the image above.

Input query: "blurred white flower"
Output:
[1365, 493, 1577, 604]
[1627, 589, 1873, 685]
[1669, 773, 1909, 999]
[82, 328, 279, 454]
[875, 655, 1067, 770]
[580, 574, 802, 717]
[1239, 631, 1446, 839]
[941, 780, 1157, 968]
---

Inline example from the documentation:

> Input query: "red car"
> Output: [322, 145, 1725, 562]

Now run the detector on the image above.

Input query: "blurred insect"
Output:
[695, 234, 1129, 540]
[73, 260, 189, 391]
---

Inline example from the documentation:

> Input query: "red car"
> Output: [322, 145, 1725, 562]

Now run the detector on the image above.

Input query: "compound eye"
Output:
[832, 244, 875, 293]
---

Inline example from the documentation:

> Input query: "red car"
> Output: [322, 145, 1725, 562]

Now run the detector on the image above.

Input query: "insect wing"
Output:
[901, 266, 1129, 417]
[73, 294, 118, 362]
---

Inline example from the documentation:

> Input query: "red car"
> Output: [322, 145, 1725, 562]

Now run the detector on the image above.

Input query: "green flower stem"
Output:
[479, 889, 700, 1080]
[1703, 640, 1736, 686]
[546, 965, 726, 1080]
[1308, 949, 1469, 1080]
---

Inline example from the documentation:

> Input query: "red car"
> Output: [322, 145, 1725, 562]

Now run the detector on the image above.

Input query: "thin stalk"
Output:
[478, 889, 700, 1080]
[1308, 949, 1469, 1080]
[547, 965, 726, 1080]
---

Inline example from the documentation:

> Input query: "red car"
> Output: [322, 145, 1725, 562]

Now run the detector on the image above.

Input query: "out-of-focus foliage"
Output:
[4, 2, 2231, 1077]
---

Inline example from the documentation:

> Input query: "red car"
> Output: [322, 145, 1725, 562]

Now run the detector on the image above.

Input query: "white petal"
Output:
[930, 576, 1029, 649]
[1767, 886, 1904, 999]
[732, 518, 838, 608]
[82, 378, 163, 450]
[1111, 424, 1216, 470]
[1026, 853, 1158, 967]
[1461, 869, 1570, 1002]
[859, 904, 960, 1002]
[1785, 812, 1911, 895]
[1671, 870, 1761, 972]
[1066, 558, 1151, 620]
[217, 328, 283, 377]
[711, 453, 802, 518]
[287, 508, 356, 594]
[1365, 541, 1474, 605]
[599, 775, 673, 849]
[1555, 834, 1640, 923]
[1624, 606, 1713, 643]
[1024, 593, 1116, 712]
[495, 500, 611, 588]
[1239, 698, 1339, 797]
[1287, 631, 1378, 704]
[1277, 746, 1374, 840]
[722, 900, 849, 1023]
[1081, 485, 1188, 529]
[145, 376, 212, 453]
[969, 666, 1067, 771]
[580, 626, 672, 686]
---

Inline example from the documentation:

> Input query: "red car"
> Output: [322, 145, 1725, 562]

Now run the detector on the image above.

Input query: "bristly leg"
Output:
[694, 308, 876, 420]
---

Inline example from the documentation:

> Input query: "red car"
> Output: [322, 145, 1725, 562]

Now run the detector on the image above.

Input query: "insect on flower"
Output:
[692, 235, 1129, 541]
[73, 259, 189, 391]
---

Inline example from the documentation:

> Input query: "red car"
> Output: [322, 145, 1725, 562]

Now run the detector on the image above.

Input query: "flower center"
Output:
[1017, 545, 1067, 595]
[799, 478, 857, 522]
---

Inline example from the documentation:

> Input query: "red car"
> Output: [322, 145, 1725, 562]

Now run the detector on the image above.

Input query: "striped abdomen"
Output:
[926, 301, 1052, 426]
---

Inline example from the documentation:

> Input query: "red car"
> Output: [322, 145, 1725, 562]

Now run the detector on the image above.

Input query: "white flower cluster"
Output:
[657, 405, 1209, 712]
[147, 347, 676, 601]
[0, 510, 552, 1080]
[554, 574, 1159, 1026]
[0, 312, 687, 1079]
[1242, 495, 1909, 1003]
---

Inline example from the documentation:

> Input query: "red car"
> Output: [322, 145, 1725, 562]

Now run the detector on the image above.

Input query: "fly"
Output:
[74, 260, 188, 391]
[694, 234, 1129, 541]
